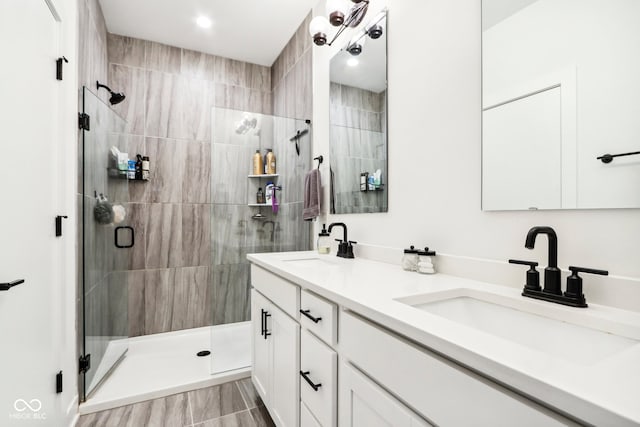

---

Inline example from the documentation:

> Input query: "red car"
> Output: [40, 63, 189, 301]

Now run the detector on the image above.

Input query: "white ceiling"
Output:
[99, 0, 317, 66]
[482, 0, 540, 31]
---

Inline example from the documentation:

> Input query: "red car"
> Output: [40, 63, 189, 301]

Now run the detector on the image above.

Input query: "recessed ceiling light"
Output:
[347, 58, 359, 67]
[196, 16, 212, 29]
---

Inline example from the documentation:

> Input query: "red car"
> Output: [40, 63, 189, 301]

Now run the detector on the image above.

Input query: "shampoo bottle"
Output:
[253, 150, 263, 175]
[265, 149, 276, 174]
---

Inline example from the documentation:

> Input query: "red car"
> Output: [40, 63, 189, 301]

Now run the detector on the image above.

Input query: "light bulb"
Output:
[347, 58, 359, 67]
[309, 16, 330, 46]
[326, 0, 350, 26]
[196, 16, 212, 29]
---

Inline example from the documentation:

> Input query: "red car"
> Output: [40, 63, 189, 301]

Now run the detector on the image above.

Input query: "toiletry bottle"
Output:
[135, 154, 143, 180]
[417, 247, 436, 274]
[402, 246, 419, 271]
[265, 182, 273, 204]
[256, 187, 265, 204]
[127, 159, 136, 180]
[253, 150, 263, 175]
[266, 149, 276, 174]
[142, 156, 150, 180]
[317, 224, 331, 255]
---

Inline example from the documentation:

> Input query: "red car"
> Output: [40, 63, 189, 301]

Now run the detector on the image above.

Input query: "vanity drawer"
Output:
[300, 329, 337, 427]
[300, 290, 337, 346]
[251, 265, 299, 319]
[340, 311, 578, 427]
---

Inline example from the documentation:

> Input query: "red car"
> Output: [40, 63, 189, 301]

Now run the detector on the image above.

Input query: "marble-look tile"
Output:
[214, 83, 229, 109]
[247, 63, 271, 90]
[276, 203, 312, 252]
[144, 137, 186, 203]
[145, 71, 215, 141]
[182, 204, 211, 267]
[188, 382, 247, 423]
[299, 50, 313, 120]
[213, 56, 229, 84]
[236, 378, 263, 409]
[78, 392, 190, 427]
[225, 59, 247, 87]
[211, 144, 250, 204]
[183, 141, 212, 203]
[250, 405, 276, 427]
[119, 202, 147, 271]
[182, 49, 215, 80]
[171, 266, 211, 331]
[248, 89, 272, 116]
[145, 40, 181, 74]
[108, 64, 145, 135]
[282, 71, 295, 119]
[105, 271, 130, 337]
[194, 410, 256, 427]
[211, 263, 251, 325]
[145, 203, 183, 269]
[228, 85, 248, 111]
[144, 268, 181, 334]
[126, 270, 146, 337]
[211, 204, 247, 265]
[107, 33, 145, 67]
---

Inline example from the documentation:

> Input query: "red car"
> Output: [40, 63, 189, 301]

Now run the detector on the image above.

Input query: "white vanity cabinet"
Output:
[250, 267, 301, 427]
[339, 361, 432, 427]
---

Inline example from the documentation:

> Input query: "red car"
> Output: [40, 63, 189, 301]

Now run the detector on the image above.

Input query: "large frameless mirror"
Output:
[482, 0, 640, 210]
[329, 11, 388, 214]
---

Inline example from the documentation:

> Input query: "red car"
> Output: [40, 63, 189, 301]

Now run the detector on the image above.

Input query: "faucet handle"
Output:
[564, 266, 609, 307]
[509, 259, 541, 291]
[345, 241, 356, 258]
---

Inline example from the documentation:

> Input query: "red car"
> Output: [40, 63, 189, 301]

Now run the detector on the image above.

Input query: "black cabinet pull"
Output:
[263, 311, 271, 340]
[0, 279, 25, 291]
[260, 309, 266, 337]
[114, 226, 134, 248]
[300, 371, 322, 391]
[300, 309, 322, 324]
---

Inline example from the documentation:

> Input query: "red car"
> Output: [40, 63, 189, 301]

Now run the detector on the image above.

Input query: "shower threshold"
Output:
[80, 322, 251, 414]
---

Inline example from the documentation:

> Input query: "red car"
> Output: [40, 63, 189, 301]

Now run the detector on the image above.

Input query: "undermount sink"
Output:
[395, 288, 640, 365]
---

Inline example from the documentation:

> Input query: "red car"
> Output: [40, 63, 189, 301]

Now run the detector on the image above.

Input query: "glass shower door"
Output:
[81, 87, 130, 398]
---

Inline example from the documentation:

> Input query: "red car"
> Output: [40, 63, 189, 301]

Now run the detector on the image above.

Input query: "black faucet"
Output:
[510, 226, 609, 308]
[328, 222, 356, 258]
[525, 226, 561, 295]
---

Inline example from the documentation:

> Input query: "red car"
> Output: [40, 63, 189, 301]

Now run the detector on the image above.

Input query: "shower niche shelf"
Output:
[248, 174, 279, 179]
[248, 174, 280, 208]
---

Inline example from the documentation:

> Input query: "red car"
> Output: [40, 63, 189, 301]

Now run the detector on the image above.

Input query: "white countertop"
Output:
[247, 251, 640, 426]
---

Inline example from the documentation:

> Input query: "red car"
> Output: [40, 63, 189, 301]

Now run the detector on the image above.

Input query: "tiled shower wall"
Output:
[79, 0, 313, 339]
[106, 34, 274, 336]
[330, 82, 388, 213]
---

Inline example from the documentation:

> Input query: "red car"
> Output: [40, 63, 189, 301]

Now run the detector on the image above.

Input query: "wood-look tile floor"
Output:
[78, 378, 275, 427]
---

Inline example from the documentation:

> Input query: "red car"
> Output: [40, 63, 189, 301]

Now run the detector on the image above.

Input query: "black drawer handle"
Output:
[300, 309, 322, 323]
[115, 226, 134, 248]
[300, 371, 322, 391]
[0, 279, 25, 291]
[263, 311, 271, 340]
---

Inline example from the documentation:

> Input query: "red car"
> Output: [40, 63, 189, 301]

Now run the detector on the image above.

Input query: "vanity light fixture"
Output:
[196, 16, 212, 29]
[309, 0, 385, 54]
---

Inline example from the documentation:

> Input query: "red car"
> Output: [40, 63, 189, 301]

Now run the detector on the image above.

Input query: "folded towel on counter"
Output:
[303, 168, 321, 221]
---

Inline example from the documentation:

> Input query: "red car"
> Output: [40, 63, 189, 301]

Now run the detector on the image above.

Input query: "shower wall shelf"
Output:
[248, 174, 279, 178]
[248, 203, 272, 207]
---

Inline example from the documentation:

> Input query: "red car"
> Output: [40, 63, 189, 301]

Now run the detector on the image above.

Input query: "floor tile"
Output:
[236, 378, 263, 409]
[193, 409, 256, 427]
[188, 382, 246, 423]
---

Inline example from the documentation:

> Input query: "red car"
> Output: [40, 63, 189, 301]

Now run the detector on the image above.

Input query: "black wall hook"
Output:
[314, 155, 323, 169]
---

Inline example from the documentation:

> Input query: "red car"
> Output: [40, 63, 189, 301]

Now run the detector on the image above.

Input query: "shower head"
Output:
[96, 81, 126, 105]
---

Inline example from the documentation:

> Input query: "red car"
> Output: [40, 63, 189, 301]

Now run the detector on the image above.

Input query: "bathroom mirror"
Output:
[329, 12, 388, 214]
[482, 0, 640, 210]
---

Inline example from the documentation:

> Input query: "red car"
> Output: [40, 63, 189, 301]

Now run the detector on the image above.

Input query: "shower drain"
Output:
[197, 350, 211, 357]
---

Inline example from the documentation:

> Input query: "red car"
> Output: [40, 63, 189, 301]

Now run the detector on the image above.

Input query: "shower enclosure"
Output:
[80, 93, 312, 401]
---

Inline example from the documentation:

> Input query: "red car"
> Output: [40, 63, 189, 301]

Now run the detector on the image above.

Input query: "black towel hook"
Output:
[314, 155, 323, 169]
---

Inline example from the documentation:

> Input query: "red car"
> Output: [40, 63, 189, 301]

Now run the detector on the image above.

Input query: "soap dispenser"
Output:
[317, 224, 331, 255]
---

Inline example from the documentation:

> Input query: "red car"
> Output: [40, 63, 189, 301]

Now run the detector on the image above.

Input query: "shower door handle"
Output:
[114, 226, 134, 248]
[0, 279, 25, 291]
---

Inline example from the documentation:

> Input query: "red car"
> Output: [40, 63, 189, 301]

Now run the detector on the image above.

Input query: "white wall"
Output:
[313, 0, 640, 288]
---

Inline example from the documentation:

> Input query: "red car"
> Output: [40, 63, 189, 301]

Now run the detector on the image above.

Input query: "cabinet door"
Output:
[339, 362, 432, 427]
[251, 289, 270, 403]
[269, 304, 301, 427]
